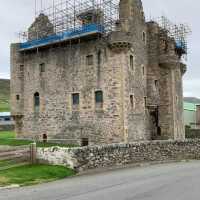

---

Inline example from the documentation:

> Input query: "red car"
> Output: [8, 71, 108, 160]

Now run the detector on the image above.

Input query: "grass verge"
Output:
[0, 160, 14, 168]
[0, 164, 75, 187]
[0, 101, 10, 112]
[0, 131, 15, 139]
[0, 131, 77, 147]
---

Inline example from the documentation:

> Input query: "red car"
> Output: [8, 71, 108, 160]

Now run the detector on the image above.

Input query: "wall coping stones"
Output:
[37, 139, 200, 172]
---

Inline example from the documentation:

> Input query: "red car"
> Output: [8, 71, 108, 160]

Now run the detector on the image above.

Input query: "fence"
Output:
[0, 143, 36, 171]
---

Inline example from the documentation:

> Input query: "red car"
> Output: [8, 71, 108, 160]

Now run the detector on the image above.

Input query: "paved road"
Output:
[1, 161, 200, 200]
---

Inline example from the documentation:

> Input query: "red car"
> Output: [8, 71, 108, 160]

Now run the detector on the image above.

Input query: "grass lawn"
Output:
[0, 160, 14, 168]
[0, 131, 15, 139]
[0, 131, 77, 147]
[0, 164, 75, 187]
[0, 101, 10, 112]
[0, 79, 10, 112]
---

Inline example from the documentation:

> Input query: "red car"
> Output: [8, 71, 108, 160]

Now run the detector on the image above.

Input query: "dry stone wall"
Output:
[0, 124, 14, 131]
[37, 140, 200, 172]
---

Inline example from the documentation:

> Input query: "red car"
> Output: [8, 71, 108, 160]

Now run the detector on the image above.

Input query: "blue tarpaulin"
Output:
[20, 24, 104, 50]
[175, 40, 186, 51]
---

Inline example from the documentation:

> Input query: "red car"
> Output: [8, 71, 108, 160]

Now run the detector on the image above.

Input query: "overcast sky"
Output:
[0, 0, 199, 97]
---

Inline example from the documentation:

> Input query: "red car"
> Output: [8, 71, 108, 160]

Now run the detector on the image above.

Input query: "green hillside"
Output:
[0, 79, 10, 112]
[184, 97, 200, 105]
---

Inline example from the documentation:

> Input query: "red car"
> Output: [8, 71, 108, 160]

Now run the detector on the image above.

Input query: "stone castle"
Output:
[11, 0, 186, 145]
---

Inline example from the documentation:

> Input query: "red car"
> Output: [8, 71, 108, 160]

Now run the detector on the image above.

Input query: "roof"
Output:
[184, 102, 196, 111]
[0, 112, 11, 117]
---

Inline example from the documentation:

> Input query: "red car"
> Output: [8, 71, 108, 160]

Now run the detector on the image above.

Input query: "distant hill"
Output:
[184, 97, 200, 105]
[0, 79, 10, 112]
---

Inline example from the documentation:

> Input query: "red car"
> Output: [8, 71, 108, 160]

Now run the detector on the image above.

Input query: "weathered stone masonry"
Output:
[37, 140, 200, 172]
[11, 0, 186, 145]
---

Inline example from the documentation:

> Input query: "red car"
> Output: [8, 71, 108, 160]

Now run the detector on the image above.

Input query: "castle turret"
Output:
[10, 43, 24, 134]
[147, 21, 185, 140]
[108, 0, 149, 141]
[119, 0, 145, 32]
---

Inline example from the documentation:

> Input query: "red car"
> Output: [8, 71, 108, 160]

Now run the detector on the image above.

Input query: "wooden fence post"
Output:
[30, 143, 37, 164]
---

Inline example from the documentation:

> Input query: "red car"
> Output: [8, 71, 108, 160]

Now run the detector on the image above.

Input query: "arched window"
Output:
[95, 90, 103, 109]
[34, 92, 40, 112]
[95, 90, 103, 104]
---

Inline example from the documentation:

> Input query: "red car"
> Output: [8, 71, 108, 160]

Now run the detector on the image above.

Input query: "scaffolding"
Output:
[19, 0, 120, 50]
[19, 2, 191, 55]
[39, 0, 119, 34]
[156, 16, 191, 57]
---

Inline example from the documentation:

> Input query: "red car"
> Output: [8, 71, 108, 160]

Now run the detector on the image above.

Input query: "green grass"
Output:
[0, 139, 32, 146]
[0, 131, 16, 139]
[0, 79, 10, 112]
[0, 160, 14, 168]
[0, 131, 77, 147]
[0, 132, 76, 186]
[0, 101, 10, 112]
[0, 164, 75, 187]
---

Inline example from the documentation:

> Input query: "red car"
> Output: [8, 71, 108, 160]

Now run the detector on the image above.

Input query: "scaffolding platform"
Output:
[154, 16, 191, 57]
[19, 23, 104, 51]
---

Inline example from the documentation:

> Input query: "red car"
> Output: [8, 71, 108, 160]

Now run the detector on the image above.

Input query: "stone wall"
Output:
[121, 0, 149, 141]
[37, 140, 200, 172]
[0, 124, 14, 131]
[11, 0, 185, 144]
[196, 105, 200, 124]
[186, 128, 200, 139]
[11, 40, 127, 145]
[146, 22, 185, 140]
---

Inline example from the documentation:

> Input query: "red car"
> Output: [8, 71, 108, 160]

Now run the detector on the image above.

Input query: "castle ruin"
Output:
[11, 0, 188, 145]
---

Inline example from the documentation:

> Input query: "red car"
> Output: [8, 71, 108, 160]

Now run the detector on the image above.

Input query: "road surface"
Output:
[1, 161, 200, 200]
